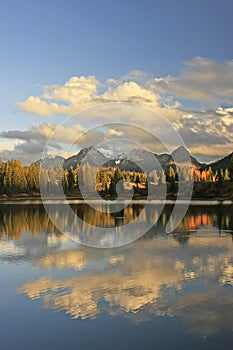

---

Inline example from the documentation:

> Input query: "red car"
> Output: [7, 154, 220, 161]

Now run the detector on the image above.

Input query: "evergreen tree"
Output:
[79, 163, 97, 192]
[0, 158, 3, 194]
[13, 160, 27, 193]
[213, 170, 218, 182]
[159, 170, 166, 184]
[135, 174, 140, 187]
[39, 167, 49, 194]
[99, 169, 108, 191]
[68, 166, 75, 192]
[26, 163, 40, 192]
[3, 161, 12, 194]
[219, 168, 224, 182]
[109, 177, 116, 196]
[114, 168, 122, 183]
[207, 166, 213, 182]
[224, 168, 230, 181]
[167, 166, 176, 183]
[149, 169, 159, 184]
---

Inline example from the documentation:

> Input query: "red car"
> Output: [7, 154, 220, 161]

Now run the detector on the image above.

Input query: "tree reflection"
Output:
[0, 203, 233, 242]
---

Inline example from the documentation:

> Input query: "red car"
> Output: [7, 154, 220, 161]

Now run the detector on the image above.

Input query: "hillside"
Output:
[34, 146, 233, 173]
[202, 152, 233, 172]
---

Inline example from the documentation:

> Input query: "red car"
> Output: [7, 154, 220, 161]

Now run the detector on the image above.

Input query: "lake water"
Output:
[1, 202, 233, 349]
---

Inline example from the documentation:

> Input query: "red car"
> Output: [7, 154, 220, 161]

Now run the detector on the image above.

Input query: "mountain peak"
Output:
[33, 146, 233, 173]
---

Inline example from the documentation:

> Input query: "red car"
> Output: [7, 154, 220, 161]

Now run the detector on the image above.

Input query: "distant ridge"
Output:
[34, 146, 233, 173]
[203, 152, 233, 172]
[35, 155, 65, 168]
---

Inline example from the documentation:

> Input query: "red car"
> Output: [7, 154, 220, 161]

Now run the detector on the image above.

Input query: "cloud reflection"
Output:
[1, 203, 233, 336]
[19, 229, 233, 337]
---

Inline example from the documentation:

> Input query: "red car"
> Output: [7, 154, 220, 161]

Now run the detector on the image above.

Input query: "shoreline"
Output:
[1, 181, 233, 203]
[0, 194, 233, 205]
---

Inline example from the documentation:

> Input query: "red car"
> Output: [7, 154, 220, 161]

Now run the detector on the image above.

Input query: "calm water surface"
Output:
[1, 202, 233, 350]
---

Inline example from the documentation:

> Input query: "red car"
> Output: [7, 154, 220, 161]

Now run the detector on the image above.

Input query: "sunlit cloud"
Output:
[149, 57, 233, 106]
[0, 123, 86, 164]
[18, 76, 100, 117]
[1, 57, 233, 162]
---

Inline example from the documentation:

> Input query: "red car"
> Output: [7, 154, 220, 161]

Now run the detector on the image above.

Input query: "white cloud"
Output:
[3, 59, 233, 162]
[18, 74, 181, 122]
[0, 123, 87, 164]
[18, 58, 233, 118]
[108, 129, 124, 137]
[43, 76, 100, 103]
[18, 96, 70, 117]
[102, 81, 160, 107]
[149, 57, 233, 106]
[0, 140, 16, 152]
[18, 76, 100, 116]
[1, 123, 86, 145]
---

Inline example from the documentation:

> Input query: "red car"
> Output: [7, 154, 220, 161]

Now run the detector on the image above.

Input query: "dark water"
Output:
[1, 202, 233, 350]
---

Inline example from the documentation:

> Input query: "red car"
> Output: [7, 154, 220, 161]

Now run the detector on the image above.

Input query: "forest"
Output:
[0, 157, 232, 198]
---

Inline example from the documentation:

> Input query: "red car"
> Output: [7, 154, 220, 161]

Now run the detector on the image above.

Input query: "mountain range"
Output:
[35, 146, 233, 173]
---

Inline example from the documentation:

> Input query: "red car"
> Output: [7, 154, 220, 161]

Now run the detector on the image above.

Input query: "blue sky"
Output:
[0, 0, 233, 163]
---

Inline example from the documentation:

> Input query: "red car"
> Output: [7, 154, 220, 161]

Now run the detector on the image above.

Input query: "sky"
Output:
[0, 0, 233, 164]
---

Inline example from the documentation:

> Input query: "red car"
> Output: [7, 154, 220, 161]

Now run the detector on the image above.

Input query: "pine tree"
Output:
[209, 168, 213, 182]
[168, 166, 176, 183]
[62, 169, 68, 193]
[213, 170, 218, 182]
[114, 168, 122, 183]
[13, 160, 27, 193]
[135, 174, 140, 187]
[68, 166, 75, 192]
[3, 161, 13, 194]
[79, 163, 97, 192]
[201, 170, 207, 182]
[224, 168, 230, 181]
[159, 170, 166, 184]
[149, 169, 159, 184]
[109, 177, 116, 196]
[220, 168, 224, 182]
[39, 167, 49, 194]
[26, 163, 40, 192]
[0, 158, 3, 194]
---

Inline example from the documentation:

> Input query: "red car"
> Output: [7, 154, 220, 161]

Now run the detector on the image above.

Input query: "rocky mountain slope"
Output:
[34, 146, 233, 173]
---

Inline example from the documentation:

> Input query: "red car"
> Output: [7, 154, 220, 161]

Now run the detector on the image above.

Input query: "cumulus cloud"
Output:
[18, 76, 100, 116]
[42, 76, 100, 103]
[107, 70, 150, 86]
[18, 58, 233, 116]
[0, 123, 86, 164]
[174, 108, 233, 160]
[18, 96, 70, 117]
[2, 105, 233, 163]
[1, 123, 85, 144]
[149, 57, 233, 106]
[18, 73, 181, 121]
[107, 129, 124, 137]
[0, 140, 47, 164]
[101, 81, 160, 107]
[2, 58, 233, 162]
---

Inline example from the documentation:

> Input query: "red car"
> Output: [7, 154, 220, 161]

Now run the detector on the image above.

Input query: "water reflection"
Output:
[1, 203, 233, 241]
[18, 232, 233, 336]
[1, 203, 233, 338]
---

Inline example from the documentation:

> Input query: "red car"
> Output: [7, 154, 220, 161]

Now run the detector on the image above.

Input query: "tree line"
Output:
[0, 157, 232, 196]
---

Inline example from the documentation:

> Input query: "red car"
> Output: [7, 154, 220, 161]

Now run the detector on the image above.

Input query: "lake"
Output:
[1, 202, 233, 349]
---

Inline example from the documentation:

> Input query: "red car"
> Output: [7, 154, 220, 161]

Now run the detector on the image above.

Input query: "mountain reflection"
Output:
[1, 203, 233, 336]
